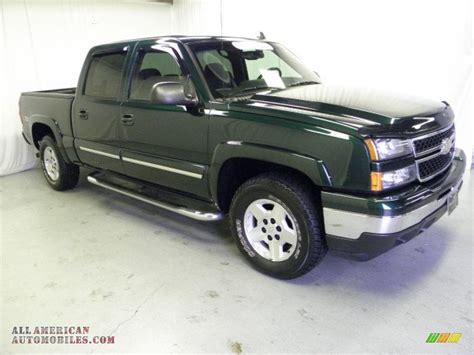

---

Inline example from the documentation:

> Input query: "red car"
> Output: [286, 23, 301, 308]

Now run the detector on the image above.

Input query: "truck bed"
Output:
[21, 87, 76, 98]
[20, 87, 76, 148]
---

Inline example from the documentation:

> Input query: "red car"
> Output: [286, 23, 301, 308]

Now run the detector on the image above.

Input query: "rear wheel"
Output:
[230, 172, 326, 279]
[39, 135, 79, 191]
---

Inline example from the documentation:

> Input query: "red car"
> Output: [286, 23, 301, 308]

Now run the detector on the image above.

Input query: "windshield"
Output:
[188, 40, 320, 98]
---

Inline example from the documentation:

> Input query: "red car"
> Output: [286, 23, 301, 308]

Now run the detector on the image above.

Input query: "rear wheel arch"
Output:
[38, 135, 79, 191]
[31, 120, 72, 163]
[31, 122, 55, 149]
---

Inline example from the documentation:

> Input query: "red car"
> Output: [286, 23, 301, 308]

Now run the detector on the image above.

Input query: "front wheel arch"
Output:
[209, 142, 332, 212]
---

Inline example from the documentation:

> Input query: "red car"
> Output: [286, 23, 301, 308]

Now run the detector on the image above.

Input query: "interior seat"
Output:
[138, 68, 162, 80]
[131, 68, 163, 100]
[203, 63, 236, 96]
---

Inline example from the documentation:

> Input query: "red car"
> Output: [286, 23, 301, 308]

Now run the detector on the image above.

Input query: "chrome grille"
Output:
[416, 150, 454, 181]
[411, 124, 455, 182]
[412, 124, 455, 157]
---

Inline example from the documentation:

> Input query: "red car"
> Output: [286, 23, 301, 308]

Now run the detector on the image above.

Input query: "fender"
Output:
[29, 115, 73, 163]
[209, 141, 332, 203]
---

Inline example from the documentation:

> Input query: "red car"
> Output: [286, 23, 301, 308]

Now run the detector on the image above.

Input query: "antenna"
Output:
[257, 32, 266, 40]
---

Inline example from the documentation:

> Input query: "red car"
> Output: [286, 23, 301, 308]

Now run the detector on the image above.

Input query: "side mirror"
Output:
[150, 76, 198, 107]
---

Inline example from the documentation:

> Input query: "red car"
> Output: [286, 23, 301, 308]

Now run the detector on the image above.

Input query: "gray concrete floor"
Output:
[1, 168, 473, 354]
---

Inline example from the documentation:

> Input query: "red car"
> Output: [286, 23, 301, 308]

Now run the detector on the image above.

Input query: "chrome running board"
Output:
[87, 174, 224, 222]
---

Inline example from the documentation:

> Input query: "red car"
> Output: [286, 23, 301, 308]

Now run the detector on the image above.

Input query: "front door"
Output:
[73, 46, 129, 173]
[119, 42, 209, 198]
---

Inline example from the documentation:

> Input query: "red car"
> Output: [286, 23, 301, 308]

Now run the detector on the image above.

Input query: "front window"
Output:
[129, 47, 183, 101]
[189, 40, 320, 98]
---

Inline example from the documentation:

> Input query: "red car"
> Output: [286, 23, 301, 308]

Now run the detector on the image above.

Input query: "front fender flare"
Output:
[209, 141, 332, 203]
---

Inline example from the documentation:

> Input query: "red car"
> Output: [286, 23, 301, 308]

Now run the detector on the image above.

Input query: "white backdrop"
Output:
[172, 0, 473, 168]
[0, 0, 172, 175]
[1, 0, 472, 175]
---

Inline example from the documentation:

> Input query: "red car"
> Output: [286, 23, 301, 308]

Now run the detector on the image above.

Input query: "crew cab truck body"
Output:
[20, 36, 466, 279]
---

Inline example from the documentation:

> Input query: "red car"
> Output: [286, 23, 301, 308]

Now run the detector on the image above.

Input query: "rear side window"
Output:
[84, 51, 127, 99]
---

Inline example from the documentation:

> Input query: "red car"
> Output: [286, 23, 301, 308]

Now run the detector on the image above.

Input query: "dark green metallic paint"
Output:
[208, 141, 332, 204]
[207, 102, 371, 191]
[322, 149, 466, 217]
[19, 35, 463, 218]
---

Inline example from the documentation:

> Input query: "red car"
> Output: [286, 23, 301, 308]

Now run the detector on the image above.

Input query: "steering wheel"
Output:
[257, 67, 282, 79]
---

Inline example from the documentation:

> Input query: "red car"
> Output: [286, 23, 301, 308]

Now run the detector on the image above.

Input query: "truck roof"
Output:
[103, 35, 262, 47]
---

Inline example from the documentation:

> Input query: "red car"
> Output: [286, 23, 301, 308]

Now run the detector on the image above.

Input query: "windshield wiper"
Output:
[217, 85, 270, 98]
[237, 85, 270, 93]
[221, 80, 319, 98]
[229, 85, 272, 97]
[286, 80, 320, 88]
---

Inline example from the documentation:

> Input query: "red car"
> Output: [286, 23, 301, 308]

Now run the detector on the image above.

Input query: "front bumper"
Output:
[322, 148, 466, 261]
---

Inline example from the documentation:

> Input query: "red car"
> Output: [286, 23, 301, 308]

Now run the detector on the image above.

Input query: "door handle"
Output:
[121, 114, 135, 126]
[78, 110, 88, 120]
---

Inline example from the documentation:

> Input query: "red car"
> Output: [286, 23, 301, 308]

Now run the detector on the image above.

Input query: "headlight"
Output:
[370, 165, 417, 191]
[365, 138, 413, 160]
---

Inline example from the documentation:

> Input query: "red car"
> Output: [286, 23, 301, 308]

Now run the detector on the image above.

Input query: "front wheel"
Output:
[39, 135, 79, 191]
[230, 172, 327, 279]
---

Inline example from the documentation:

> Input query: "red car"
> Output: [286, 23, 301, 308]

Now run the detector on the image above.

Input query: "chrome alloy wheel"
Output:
[43, 146, 59, 181]
[243, 198, 298, 262]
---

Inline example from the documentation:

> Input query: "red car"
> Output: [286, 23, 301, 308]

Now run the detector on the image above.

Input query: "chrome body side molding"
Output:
[78, 146, 203, 179]
[79, 146, 120, 160]
[122, 156, 202, 179]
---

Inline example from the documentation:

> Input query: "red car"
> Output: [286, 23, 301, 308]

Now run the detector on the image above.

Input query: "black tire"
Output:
[230, 172, 327, 279]
[39, 135, 79, 191]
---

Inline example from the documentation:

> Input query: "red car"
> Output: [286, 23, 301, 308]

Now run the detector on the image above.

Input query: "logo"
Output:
[426, 333, 462, 343]
[10, 325, 115, 345]
[439, 137, 453, 155]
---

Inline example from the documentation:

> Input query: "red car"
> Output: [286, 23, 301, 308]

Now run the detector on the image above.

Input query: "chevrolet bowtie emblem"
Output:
[439, 137, 453, 155]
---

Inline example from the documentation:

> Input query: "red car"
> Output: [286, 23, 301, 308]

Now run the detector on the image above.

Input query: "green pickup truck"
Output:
[19, 36, 465, 279]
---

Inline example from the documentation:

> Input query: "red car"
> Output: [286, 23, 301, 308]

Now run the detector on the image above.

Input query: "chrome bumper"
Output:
[323, 150, 465, 241]
[323, 179, 461, 240]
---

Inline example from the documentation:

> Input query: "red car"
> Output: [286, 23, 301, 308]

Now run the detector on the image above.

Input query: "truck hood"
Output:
[250, 84, 453, 136]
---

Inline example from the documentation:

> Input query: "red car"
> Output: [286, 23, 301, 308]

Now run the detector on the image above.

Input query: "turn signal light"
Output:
[370, 172, 383, 192]
[364, 139, 379, 160]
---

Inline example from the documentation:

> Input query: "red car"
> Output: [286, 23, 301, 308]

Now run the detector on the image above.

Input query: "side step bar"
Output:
[87, 174, 224, 222]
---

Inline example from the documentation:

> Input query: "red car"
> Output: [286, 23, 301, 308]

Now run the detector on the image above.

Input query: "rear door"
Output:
[73, 45, 130, 173]
[119, 41, 210, 198]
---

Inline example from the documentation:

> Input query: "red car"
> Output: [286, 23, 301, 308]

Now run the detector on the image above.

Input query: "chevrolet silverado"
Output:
[19, 36, 465, 279]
